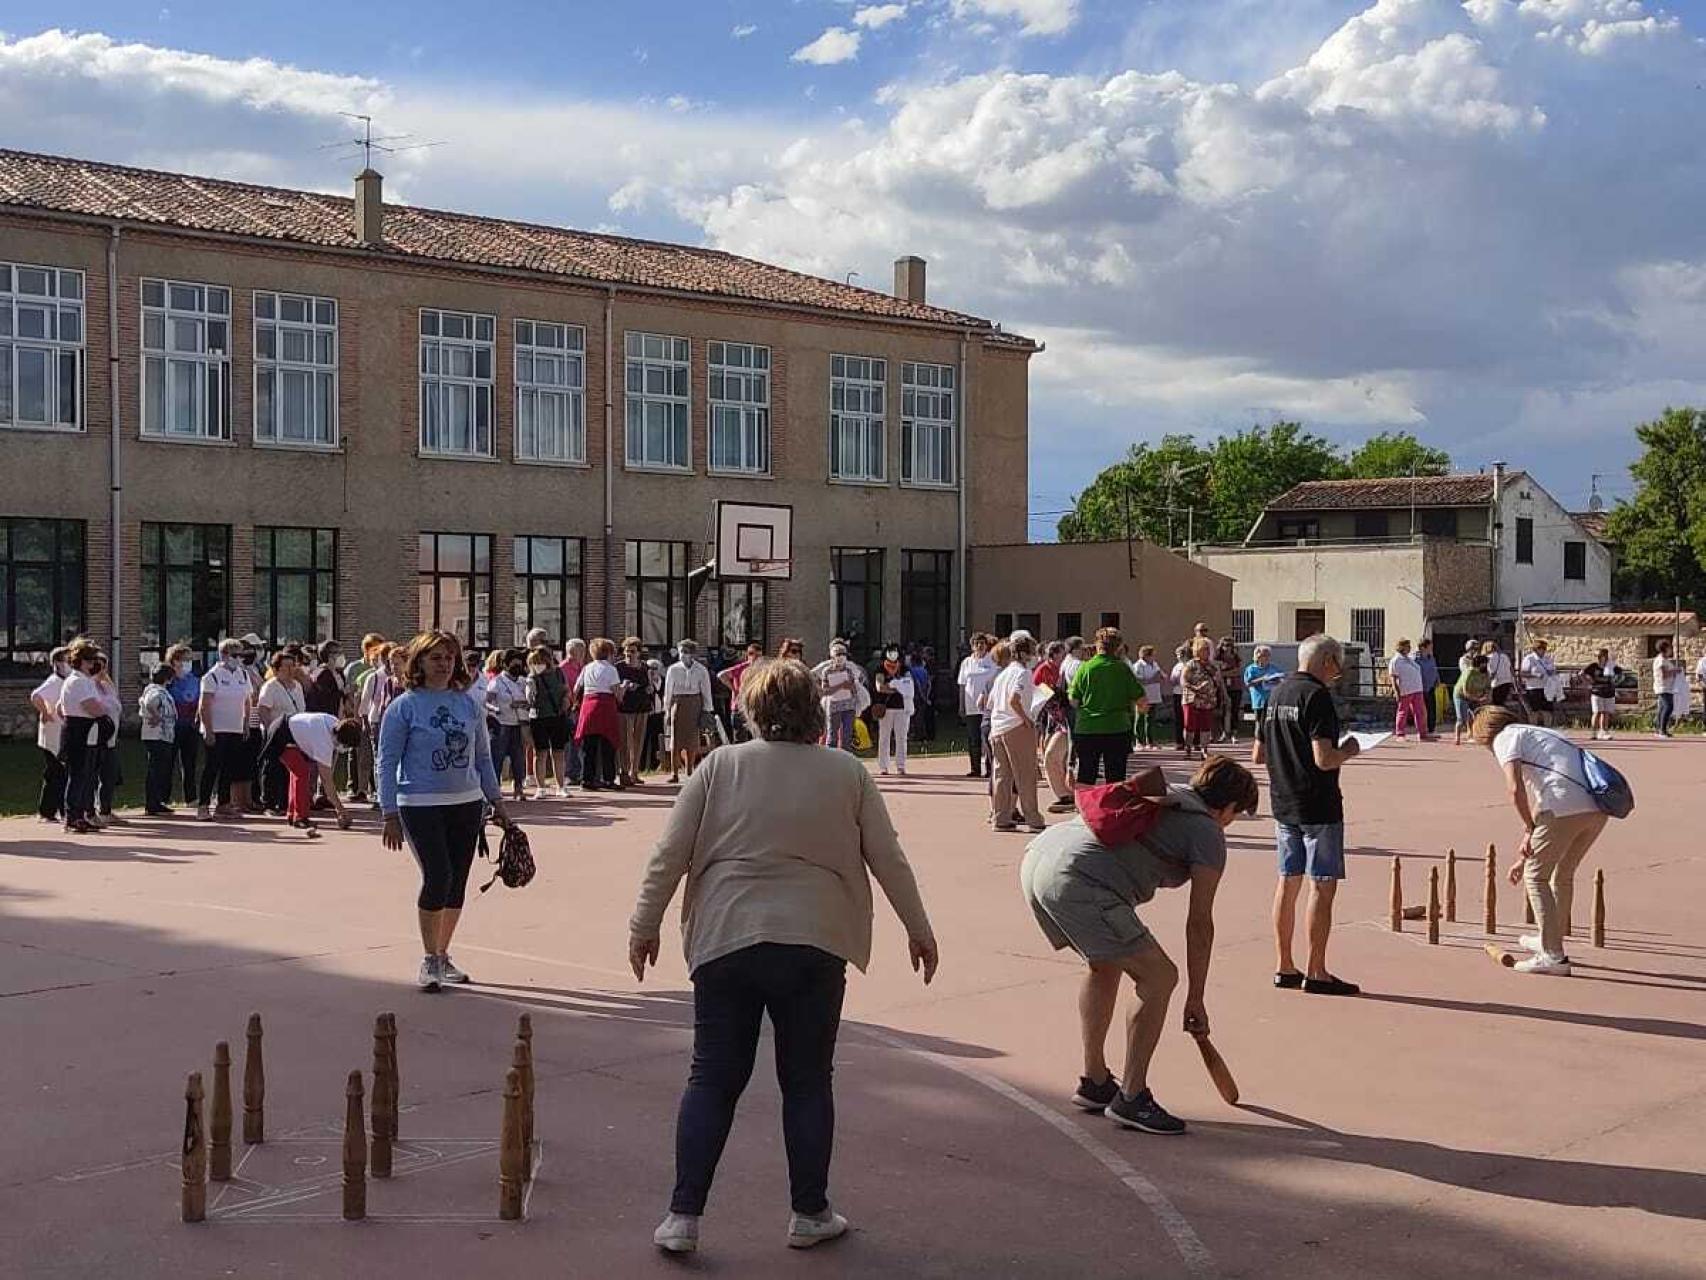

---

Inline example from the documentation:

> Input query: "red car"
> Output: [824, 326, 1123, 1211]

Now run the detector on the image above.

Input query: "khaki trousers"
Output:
[1526, 809, 1608, 955]
[1042, 728, 1071, 801]
[991, 724, 1043, 828]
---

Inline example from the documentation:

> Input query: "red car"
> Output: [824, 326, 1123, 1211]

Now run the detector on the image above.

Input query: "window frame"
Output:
[418, 308, 497, 459]
[1514, 516, 1534, 565]
[1351, 607, 1386, 659]
[829, 354, 887, 484]
[1277, 517, 1320, 542]
[718, 579, 769, 651]
[830, 546, 885, 661]
[706, 340, 771, 476]
[994, 612, 1014, 638]
[139, 521, 231, 660]
[900, 361, 956, 489]
[418, 532, 494, 649]
[624, 539, 692, 650]
[0, 516, 84, 673]
[901, 549, 953, 664]
[0, 263, 85, 433]
[514, 320, 587, 466]
[253, 291, 339, 449]
[624, 331, 691, 472]
[140, 278, 233, 442]
[1563, 540, 1587, 582]
[1231, 609, 1255, 646]
[513, 534, 585, 646]
[253, 526, 338, 648]
[1055, 612, 1082, 641]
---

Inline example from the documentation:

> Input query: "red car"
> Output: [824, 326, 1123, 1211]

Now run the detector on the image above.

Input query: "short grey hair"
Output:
[1253, 644, 1272, 660]
[218, 637, 244, 656]
[1008, 629, 1036, 649]
[1298, 633, 1342, 672]
[524, 627, 549, 647]
[677, 638, 699, 656]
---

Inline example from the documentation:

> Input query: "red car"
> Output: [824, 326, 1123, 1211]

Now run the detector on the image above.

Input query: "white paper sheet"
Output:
[1029, 683, 1057, 716]
[1347, 731, 1390, 754]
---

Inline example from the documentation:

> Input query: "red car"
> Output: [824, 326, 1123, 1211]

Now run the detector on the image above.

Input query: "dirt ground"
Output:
[2, 733, 1702, 1279]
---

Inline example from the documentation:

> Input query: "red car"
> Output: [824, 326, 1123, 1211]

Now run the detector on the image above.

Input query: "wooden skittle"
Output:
[1192, 1034, 1239, 1105]
[1484, 943, 1516, 968]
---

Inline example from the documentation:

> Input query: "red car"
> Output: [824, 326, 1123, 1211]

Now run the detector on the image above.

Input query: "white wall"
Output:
[1495, 476, 1613, 610]
[1195, 544, 1428, 651]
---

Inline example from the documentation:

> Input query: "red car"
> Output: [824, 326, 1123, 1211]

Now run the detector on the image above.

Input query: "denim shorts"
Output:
[1276, 822, 1346, 881]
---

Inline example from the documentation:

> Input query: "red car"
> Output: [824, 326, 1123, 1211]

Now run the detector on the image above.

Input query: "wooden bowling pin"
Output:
[182, 1072, 207, 1223]
[513, 1039, 535, 1182]
[1445, 848, 1457, 923]
[382, 1013, 399, 1141]
[1427, 867, 1441, 945]
[499, 1068, 525, 1221]
[243, 1013, 265, 1145]
[370, 1017, 394, 1179]
[1592, 868, 1606, 947]
[210, 1041, 232, 1182]
[1389, 856, 1403, 932]
[342, 1070, 366, 1221]
[1483, 844, 1497, 935]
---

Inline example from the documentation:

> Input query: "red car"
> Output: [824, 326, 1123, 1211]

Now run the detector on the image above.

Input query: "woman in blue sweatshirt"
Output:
[378, 630, 511, 991]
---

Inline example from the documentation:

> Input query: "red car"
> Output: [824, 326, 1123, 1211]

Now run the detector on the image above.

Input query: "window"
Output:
[719, 580, 769, 650]
[1232, 609, 1254, 645]
[902, 551, 953, 659]
[0, 264, 83, 431]
[1016, 612, 1041, 637]
[708, 341, 770, 474]
[830, 355, 886, 482]
[0, 518, 83, 673]
[418, 533, 493, 648]
[1563, 540, 1586, 581]
[140, 522, 229, 657]
[1515, 516, 1534, 564]
[1351, 607, 1386, 658]
[513, 535, 583, 646]
[625, 332, 690, 470]
[419, 309, 495, 457]
[1277, 518, 1319, 542]
[831, 547, 884, 660]
[901, 362, 955, 487]
[1055, 612, 1083, 641]
[142, 279, 231, 440]
[1100, 612, 1121, 629]
[994, 612, 1013, 637]
[625, 540, 691, 648]
[253, 527, 337, 646]
[1419, 509, 1457, 538]
[254, 292, 337, 446]
[515, 320, 586, 464]
[1354, 511, 1390, 539]
[1293, 607, 1326, 642]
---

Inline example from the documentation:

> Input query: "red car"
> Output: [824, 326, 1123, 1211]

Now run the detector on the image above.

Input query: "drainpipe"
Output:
[604, 287, 616, 633]
[956, 331, 970, 647]
[1490, 460, 1505, 631]
[107, 225, 123, 679]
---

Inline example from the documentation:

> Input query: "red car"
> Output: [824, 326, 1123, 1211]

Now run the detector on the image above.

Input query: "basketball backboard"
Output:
[715, 501, 793, 580]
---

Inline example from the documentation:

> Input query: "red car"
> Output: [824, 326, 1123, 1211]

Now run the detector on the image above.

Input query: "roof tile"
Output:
[1266, 473, 1505, 511]
[1525, 612, 1698, 629]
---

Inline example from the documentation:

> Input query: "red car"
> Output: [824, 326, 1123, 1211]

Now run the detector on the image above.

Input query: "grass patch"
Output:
[0, 737, 150, 818]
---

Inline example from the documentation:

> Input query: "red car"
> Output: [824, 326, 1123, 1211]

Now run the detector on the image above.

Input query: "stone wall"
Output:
[1523, 614, 1703, 704]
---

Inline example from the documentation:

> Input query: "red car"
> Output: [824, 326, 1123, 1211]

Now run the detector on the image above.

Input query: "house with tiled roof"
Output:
[1193, 463, 1612, 669]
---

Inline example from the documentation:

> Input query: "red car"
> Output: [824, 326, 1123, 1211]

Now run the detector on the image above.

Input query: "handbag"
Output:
[1522, 746, 1635, 820]
[477, 819, 536, 893]
[1075, 765, 1170, 847]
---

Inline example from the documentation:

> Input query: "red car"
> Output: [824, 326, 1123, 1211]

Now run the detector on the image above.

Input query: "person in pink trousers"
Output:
[1388, 639, 1432, 740]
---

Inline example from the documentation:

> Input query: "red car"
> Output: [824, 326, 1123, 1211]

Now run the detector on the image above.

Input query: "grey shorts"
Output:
[1019, 844, 1152, 962]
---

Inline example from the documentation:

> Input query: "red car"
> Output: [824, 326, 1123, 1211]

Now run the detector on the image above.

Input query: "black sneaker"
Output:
[1302, 974, 1361, 997]
[1047, 797, 1076, 814]
[1071, 1073, 1120, 1111]
[1105, 1089, 1186, 1135]
[1273, 970, 1304, 989]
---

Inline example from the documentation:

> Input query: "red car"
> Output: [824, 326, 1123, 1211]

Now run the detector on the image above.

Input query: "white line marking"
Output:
[858, 1027, 1215, 1278]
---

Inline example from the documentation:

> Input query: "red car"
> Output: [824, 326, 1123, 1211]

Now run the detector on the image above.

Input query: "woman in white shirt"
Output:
[1482, 640, 1516, 707]
[1167, 644, 1190, 751]
[1652, 640, 1679, 737]
[92, 657, 124, 819]
[486, 651, 531, 801]
[56, 639, 107, 833]
[987, 635, 1045, 832]
[275, 711, 360, 836]
[1130, 645, 1164, 751]
[871, 645, 916, 776]
[1470, 706, 1606, 975]
[955, 634, 998, 778]
[1519, 640, 1560, 727]
[663, 640, 716, 783]
[256, 649, 308, 814]
[574, 638, 624, 789]
[30, 646, 70, 823]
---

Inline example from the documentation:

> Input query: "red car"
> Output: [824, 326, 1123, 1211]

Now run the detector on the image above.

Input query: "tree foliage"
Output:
[1344, 432, 1451, 479]
[1604, 407, 1706, 607]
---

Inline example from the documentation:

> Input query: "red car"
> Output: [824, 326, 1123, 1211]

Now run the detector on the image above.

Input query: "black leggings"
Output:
[38, 747, 66, 820]
[399, 800, 484, 911]
[1074, 731, 1132, 785]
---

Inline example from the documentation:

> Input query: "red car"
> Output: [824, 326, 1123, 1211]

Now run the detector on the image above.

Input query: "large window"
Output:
[515, 320, 586, 464]
[1, 263, 83, 432]
[1056, 612, 1082, 641]
[718, 580, 769, 651]
[831, 547, 884, 659]
[419, 309, 495, 457]
[830, 355, 886, 482]
[1354, 511, 1390, 539]
[1515, 516, 1534, 565]
[142, 279, 231, 440]
[140, 522, 230, 657]
[254, 527, 336, 646]
[0, 518, 83, 673]
[625, 332, 690, 470]
[1277, 517, 1319, 542]
[1419, 509, 1457, 538]
[1564, 540, 1586, 581]
[901, 550, 952, 660]
[513, 535, 583, 646]
[418, 532, 493, 648]
[1232, 609, 1254, 645]
[254, 292, 337, 447]
[625, 540, 691, 649]
[707, 341, 770, 474]
[1351, 606, 1386, 658]
[901, 362, 955, 487]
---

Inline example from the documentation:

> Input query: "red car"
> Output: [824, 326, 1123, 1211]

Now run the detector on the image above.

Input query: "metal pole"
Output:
[107, 226, 122, 678]
[1123, 480, 1134, 579]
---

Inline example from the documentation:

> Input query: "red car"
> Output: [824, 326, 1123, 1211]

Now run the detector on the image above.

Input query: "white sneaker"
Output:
[417, 954, 442, 991]
[653, 1212, 700, 1254]
[438, 953, 470, 984]
[1518, 934, 1545, 954]
[1514, 953, 1571, 976]
[787, 1208, 849, 1249]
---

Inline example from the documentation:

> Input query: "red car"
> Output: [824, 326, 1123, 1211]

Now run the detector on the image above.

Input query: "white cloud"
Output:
[792, 27, 862, 65]
[853, 4, 909, 30]
[732, 23, 758, 39]
[950, 0, 1079, 38]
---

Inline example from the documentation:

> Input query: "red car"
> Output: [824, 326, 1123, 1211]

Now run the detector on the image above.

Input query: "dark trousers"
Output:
[60, 718, 98, 823]
[144, 740, 176, 811]
[38, 746, 66, 820]
[581, 734, 616, 787]
[493, 723, 528, 789]
[398, 800, 484, 912]
[1073, 731, 1132, 786]
[96, 742, 119, 814]
[198, 732, 243, 807]
[1169, 695, 1186, 747]
[172, 721, 201, 805]
[671, 942, 847, 1217]
[1424, 686, 1438, 734]
[964, 713, 986, 775]
[1657, 692, 1676, 736]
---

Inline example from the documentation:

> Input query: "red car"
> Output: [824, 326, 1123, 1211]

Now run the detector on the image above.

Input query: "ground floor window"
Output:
[831, 547, 884, 660]
[254, 526, 336, 647]
[718, 580, 768, 651]
[902, 550, 952, 656]
[0, 517, 83, 673]
[625, 540, 691, 650]
[514, 535, 583, 647]
[1231, 609, 1254, 646]
[1351, 607, 1386, 658]
[140, 521, 229, 661]
[1055, 612, 1081, 641]
[419, 532, 492, 650]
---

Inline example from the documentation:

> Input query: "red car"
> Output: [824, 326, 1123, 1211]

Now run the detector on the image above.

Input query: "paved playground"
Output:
[2, 735, 1703, 1279]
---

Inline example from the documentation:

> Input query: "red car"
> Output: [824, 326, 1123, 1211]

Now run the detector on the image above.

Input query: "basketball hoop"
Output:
[742, 557, 793, 580]
[714, 501, 794, 581]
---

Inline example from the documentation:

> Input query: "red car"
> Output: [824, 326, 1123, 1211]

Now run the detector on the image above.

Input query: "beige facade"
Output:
[968, 539, 1232, 651]
[0, 199, 1032, 726]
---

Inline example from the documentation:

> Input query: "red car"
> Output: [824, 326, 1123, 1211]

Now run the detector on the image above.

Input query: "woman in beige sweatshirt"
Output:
[630, 658, 939, 1257]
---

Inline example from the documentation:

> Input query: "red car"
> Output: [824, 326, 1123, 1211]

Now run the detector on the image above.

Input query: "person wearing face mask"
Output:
[615, 637, 654, 785]
[485, 649, 531, 802]
[812, 641, 862, 752]
[256, 649, 308, 814]
[139, 663, 179, 816]
[30, 646, 71, 823]
[231, 634, 267, 814]
[574, 638, 625, 790]
[303, 640, 349, 808]
[196, 638, 254, 821]
[664, 640, 716, 783]
[525, 645, 571, 797]
[988, 634, 1045, 832]
[955, 634, 998, 778]
[163, 643, 203, 806]
[871, 645, 915, 776]
[56, 639, 108, 833]
[90, 653, 124, 821]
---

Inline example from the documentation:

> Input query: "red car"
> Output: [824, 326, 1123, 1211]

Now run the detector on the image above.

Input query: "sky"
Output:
[4, 0, 1706, 539]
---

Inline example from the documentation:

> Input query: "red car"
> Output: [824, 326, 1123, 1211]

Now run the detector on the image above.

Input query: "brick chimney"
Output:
[354, 169, 384, 247]
[893, 255, 926, 303]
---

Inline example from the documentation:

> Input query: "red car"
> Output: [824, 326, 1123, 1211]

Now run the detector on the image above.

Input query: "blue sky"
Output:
[6, 1, 1706, 536]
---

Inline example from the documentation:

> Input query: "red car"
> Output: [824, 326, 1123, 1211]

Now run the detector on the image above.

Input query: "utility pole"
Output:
[1123, 480, 1135, 580]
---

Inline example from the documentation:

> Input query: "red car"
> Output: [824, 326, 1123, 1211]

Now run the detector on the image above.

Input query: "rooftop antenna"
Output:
[844, 271, 860, 285]
[1588, 474, 1604, 513]
[320, 112, 446, 167]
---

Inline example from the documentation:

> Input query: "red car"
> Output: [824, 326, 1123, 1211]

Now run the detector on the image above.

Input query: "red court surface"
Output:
[2, 734, 1703, 1278]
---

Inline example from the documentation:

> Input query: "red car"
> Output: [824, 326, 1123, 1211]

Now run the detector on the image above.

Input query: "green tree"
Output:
[1344, 432, 1451, 479]
[1202, 422, 1344, 542]
[1056, 435, 1211, 544]
[1604, 407, 1706, 607]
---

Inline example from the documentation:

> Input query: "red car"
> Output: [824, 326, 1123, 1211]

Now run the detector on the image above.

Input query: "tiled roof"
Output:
[0, 149, 1029, 341]
[1525, 612, 1697, 629]
[1266, 473, 1506, 511]
[1571, 510, 1610, 541]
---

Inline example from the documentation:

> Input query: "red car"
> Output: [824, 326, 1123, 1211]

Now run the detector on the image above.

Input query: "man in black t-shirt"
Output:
[1583, 646, 1621, 742]
[1254, 633, 1362, 996]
